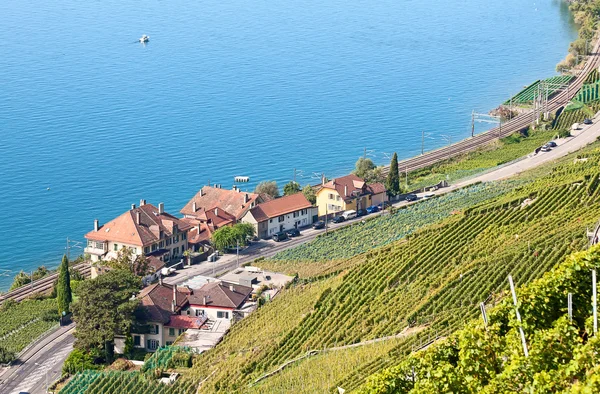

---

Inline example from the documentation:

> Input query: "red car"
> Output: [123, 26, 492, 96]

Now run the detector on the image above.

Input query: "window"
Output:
[301, 209, 307, 216]
[152, 243, 158, 251]
[293, 211, 299, 218]
[336, 196, 341, 201]
[133, 335, 141, 346]
[178, 329, 185, 335]
[113, 244, 118, 251]
[150, 325, 159, 335]
[166, 238, 171, 246]
[175, 235, 179, 243]
[269, 219, 272, 223]
[328, 193, 334, 200]
[278, 216, 285, 223]
[147, 339, 159, 350]
[182, 233, 187, 240]
[159, 241, 165, 248]
[196, 309, 205, 317]
[217, 311, 230, 319]
[131, 247, 137, 254]
[144, 247, 150, 254]
[169, 328, 175, 336]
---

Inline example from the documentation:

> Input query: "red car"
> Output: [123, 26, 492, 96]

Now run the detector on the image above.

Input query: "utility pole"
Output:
[421, 131, 425, 155]
[363, 147, 366, 160]
[66, 237, 70, 261]
[293, 168, 296, 184]
[471, 110, 475, 137]
[508, 275, 529, 357]
[568, 293, 573, 322]
[480, 302, 488, 327]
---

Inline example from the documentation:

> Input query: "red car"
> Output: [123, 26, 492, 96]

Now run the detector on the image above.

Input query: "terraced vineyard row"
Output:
[59, 371, 196, 394]
[553, 101, 600, 130]
[505, 75, 574, 105]
[575, 81, 600, 103]
[191, 145, 600, 393]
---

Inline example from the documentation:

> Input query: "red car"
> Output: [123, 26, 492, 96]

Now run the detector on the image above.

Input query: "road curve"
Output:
[383, 39, 600, 176]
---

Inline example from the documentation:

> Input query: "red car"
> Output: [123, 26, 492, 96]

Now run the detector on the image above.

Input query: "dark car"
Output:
[547, 141, 557, 148]
[366, 205, 379, 214]
[312, 221, 325, 229]
[272, 232, 288, 242]
[357, 209, 367, 217]
[332, 215, 345, 224]
[405, 194, 418, 202]
[584, 118, 593, 125]
[285, 228, 300, 237]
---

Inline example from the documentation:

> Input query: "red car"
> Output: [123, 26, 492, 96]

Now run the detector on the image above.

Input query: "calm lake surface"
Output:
[0, 0, 577, 289]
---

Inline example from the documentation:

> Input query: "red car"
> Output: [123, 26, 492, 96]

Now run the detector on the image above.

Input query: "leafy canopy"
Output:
[212, 223, 256, 251]
[283, 181, 301, 196]
[255, 181, 280, 198]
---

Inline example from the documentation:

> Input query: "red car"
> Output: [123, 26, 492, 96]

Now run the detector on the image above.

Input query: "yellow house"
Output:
[316, 174, 387, 217]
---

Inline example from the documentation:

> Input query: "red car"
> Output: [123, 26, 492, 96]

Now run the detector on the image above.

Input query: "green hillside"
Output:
[358, 246, 600, 393]
[186, 143, 600, 393]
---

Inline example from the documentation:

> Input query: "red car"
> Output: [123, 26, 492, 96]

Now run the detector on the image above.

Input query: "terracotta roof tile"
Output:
[248, 193, 312, 222]
[165, 315, 207, 329]
[138, 283, 190, 323]
[85, 203, 192, 247]
[181, 186, 263, 220]
[187, 282, 252, 309]
[321, 174, 387, 200]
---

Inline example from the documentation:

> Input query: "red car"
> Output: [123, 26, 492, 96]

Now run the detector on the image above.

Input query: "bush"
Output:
[0, 347, 16, 364]
[62, 348, 102, 374]
[107, 358, 135, 371]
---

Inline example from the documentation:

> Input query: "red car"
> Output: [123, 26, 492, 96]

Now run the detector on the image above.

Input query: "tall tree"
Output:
[254, 181, 280, 198]
[353, 157, 376, 179]
[283, 181, 301, 196]
[386, 152, 401, 196]
[72, 269, 141, 353]
[302, 184, 317, 205]
[56, 255, 72, 315]
[212, 223, 255, 251]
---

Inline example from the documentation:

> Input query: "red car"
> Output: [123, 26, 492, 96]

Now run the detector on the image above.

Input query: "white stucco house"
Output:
[241, 193, 317, 239]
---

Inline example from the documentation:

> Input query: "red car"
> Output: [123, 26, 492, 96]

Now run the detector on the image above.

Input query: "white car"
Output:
[161, 267, 177, 276]
[423, 192, 435, 199]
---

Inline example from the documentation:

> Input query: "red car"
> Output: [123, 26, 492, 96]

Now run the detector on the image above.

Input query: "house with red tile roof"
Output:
[315, 174, 387, 217]
[84, 200, 192, 277]
[130, 280, 252, 351]
[240, 193, 317, 239]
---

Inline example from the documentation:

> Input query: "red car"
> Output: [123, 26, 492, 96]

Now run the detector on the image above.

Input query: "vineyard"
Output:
[505, 75, 574, 105]
[553, 101, 600, 131]
[271, 182, 523, 262]
[357, 246, 600, 393]
[59, 370, 197, 394]
[0, 298, 58, 358]
[142, 346, 194, 372]
[187, 144, 600, 393]
[575, 81, 600, 103]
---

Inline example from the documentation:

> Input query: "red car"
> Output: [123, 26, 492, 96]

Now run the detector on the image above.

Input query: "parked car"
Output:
[312, 221, 325, 229]
[423, 192, 435, 199]
[342, 210, 357, 220]
[540, 145, 551, 152]
[366, 205, 379, 214]
[572, 123, 581, 131]
[584, 118, 593, 125]
[547, 141, 557, 148]
[272, 232, 288, 242]
[332, 215, 345, 224]
[357, 209, 367, 217]
[285, 228, 300, 237]
[161, 267, 177, 276]
[405, 194, 418, 202]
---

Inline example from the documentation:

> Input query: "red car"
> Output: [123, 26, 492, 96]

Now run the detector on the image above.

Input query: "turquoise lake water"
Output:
[0, 0, 577, 289]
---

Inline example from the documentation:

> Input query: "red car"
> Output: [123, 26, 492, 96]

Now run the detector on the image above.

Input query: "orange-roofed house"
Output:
[240, 193, 317, 239]
[84, 200, 192, 277]
[315, 174, 387, 217]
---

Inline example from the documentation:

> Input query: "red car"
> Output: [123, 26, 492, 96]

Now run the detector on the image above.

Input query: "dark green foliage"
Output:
[255, 180, 280, 198]
[9, 271, 31, 291]
[72, 269, 141, 353]
[62, 348, 102, 374]
[385, 152, 400, 196]
[0, 347, 15, 364]
[56, 255, 72, 315]
[302, 184, 317, 205]
[283, 181, 301, 196]
[211, 223, 255, 251]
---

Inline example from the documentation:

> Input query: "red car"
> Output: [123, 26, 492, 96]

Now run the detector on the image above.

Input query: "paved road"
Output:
[0, 325, 74, 394]
[5, 111, 600, 394]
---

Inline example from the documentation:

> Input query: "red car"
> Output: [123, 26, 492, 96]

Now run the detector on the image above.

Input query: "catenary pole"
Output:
[508, 275, 529, 357]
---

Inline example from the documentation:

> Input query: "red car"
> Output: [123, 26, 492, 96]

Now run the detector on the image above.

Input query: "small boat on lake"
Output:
[139, 35, 149, 43]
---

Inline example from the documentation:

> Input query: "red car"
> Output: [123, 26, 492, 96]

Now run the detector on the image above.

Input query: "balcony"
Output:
[85, 243, 107, 256]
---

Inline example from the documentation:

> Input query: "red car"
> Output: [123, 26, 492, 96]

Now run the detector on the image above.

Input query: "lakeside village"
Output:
[77, 166, 393, 356]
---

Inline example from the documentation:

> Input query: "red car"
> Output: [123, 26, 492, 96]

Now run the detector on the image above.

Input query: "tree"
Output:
[9, 271, 31, 291]
[255, 181, 280, 198]
[105, 248, 150, 277]
[62, 348, 102, 374]
[32, 266, 50, 281]
[353, 157, 376, 179]
[72, 269, 141, 353]
[283, 181, 301, 196]
[56, 255, 72, 315]
[302, 184, 317, 205]
[183, 248, 193, 266]
[212, 223, 256, 252]
[386, 152, 401, 196]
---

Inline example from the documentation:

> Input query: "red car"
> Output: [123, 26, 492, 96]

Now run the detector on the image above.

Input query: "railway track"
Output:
[385, 40, 600, 175]
[0, 262, 92, 304]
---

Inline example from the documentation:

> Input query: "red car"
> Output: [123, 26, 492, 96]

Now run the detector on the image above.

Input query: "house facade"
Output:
[315, 174, 387, 217]
[84, 200, 191, 277]
[241, 193, 317, 239]
[184, 282, 253, 322]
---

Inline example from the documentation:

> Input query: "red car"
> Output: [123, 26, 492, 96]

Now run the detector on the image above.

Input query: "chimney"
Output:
[215, 207, 218, 216]
[229, 284, 235, 292]
[322, 174, 325, 186]
[94, 219, 99, 232]
[140, 199, 146, 206]
[197, 224, 201, 233]
[173, 285, 177, 305]
[171, 299, 175, 313]
[158, 202, 164, 214]
[136, 210, 141, 224]
[200, 188, 204, 197]
[203, 295, 207, 305]
[192, 201, 197, 212]
[244, 194, 249, 204]
[233, 185, 237, 192]
[131, 203, 136, 210]
[344, 185, 347, 196]
[159, 274, 163, 285]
